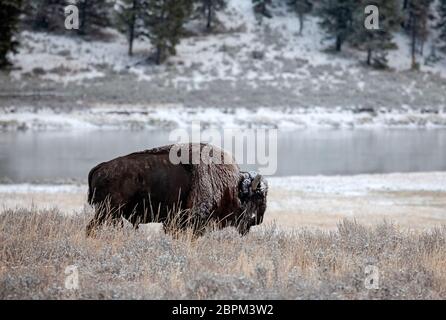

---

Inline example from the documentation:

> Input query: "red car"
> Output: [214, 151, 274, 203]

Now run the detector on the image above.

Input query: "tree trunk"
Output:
[298, 12, 304, 35]
[403, 0, 409, 10]
[367, 48, 372, 65]
[34, 0, 49, 30]
[336, 35, 342, 52]
[411, 15, 417, 69]
[262, 3, 268, 17]
[155, 45, 161, 65]
[128, 29, 134, 56]
[78, 0, 88, 35]
[128, 0, 137, 56]
[206, 1, 212, 31]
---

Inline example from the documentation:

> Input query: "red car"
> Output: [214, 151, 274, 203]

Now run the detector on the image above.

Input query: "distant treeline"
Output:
[1, 0, 446, 69]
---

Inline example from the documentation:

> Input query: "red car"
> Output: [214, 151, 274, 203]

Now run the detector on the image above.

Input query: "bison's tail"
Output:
[87, 163, 103, 205]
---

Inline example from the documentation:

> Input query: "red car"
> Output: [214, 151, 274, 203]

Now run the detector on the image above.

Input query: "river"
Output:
[1, 128, 445, 182]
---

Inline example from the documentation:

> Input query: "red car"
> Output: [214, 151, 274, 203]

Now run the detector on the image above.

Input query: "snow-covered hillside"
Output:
[10, 0, 446, 85]
[2, 0, 446, 131]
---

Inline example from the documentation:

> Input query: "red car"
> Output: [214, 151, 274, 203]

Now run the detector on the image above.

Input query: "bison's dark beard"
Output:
[237, 195, 267, 235]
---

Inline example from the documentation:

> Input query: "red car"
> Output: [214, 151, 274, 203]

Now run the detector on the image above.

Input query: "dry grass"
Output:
[0, 208, 445, 300]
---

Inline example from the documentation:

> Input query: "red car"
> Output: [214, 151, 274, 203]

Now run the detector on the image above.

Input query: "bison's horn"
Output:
[251, 174, 262, 191]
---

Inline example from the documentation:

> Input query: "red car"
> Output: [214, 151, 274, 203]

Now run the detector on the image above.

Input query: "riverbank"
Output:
[1, 172, 445, 231]
[2, 104, 446, 132]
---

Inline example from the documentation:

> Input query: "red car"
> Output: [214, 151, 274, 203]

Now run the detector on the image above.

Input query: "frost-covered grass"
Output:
[1, 208, 445, 299]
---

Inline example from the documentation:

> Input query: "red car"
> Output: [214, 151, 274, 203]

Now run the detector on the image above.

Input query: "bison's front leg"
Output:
[162, 221, 206, 238]
[162, 208, 208, 238]
[237, 223, 251, 236]
[234, 210, 255, 236]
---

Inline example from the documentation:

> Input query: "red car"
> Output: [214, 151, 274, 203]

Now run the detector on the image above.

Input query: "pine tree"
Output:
[318, 0, 358, 52]
[77, 0, 112, 36]
[22, 0, 66, 32]
[350, 0, 400, 68]
[0, 0, 22, 69]
[287, 0, 313, 35]
[436, 0, 446, 52]
[403, 0, 433, 69]
[252, 0, 273, 23]
[194, 0, 226, 31]
[116, 0, 145, 55]
[143, 0, 192, 64]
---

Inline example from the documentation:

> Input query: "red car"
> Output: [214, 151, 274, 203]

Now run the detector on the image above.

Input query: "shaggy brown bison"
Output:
[86, 143, 268, 237]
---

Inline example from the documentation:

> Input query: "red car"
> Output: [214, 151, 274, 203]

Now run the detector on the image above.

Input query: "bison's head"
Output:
[238, 171, 268, 234]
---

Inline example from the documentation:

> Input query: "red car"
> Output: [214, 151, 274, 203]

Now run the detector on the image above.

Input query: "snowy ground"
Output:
[2, 104, 446, 131]
[2, 1, 446, 119]
[8, 1, 446, 84]
[1, 172, 445, 231]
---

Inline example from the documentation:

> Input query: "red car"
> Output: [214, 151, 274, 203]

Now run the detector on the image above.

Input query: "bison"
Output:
[86, 143, 268, 237]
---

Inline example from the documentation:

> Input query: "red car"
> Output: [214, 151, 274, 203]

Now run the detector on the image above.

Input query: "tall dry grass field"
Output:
[0, 208, 445, 299]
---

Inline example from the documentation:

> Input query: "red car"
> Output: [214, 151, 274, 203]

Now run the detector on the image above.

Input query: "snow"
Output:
[269, 172, 446, 195]
[1, 172, 445, 229]
[11, 28, 153, 84]
[0, 184, 86, 194]
[266, 172, 446, 229]
[10, 0, 446, 85]
[2, 172, 444, 195]
[388, 32, 446, 78]
[2, 104, 446, 131]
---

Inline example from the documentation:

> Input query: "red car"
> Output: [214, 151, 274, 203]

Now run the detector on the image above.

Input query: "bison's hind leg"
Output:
[86, 214, 124, 237]
[128, 213, 142, 230]
[86, 201, 125, 237]
[125, 202, 151, 230]
[86, 206, 105, 237]
[162, 209, 206, 239]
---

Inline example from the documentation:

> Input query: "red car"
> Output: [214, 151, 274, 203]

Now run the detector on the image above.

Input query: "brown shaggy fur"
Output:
[86, 143, 267, 236]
